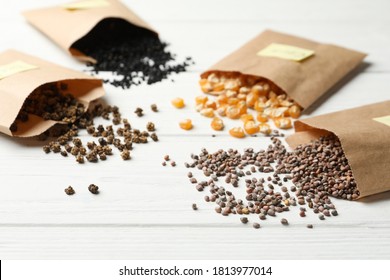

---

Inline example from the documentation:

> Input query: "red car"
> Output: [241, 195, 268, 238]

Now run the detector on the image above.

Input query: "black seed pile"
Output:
[77, 23, 194, 89]
[185, 135, 358, 228]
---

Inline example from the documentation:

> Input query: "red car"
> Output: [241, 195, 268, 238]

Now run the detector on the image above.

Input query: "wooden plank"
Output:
[1, 226, 389, 259]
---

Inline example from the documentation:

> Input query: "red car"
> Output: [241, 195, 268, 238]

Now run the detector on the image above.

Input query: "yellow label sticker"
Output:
[0, 61, 38, 80]
[62, 0, 110, 11]
[373, 115, 390, 127]
[257, 43, 314, 62]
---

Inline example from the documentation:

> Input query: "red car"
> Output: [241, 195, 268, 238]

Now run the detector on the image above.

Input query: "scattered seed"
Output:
[240, 217, 249, 224]
[253, 223, 260, 229]
[65, 186, 75, 195]
[192, 203, 198, 210]
[88, 184, 99, 194]
[281, 218, 289, 225]
[307, 224, 313, 229]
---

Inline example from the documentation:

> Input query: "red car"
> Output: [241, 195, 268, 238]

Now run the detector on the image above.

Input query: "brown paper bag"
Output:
[286, 101, 390, 198]
[201, 29, 366, 109]
[23, 0, 156, 62]
[0, 49, 105, 137]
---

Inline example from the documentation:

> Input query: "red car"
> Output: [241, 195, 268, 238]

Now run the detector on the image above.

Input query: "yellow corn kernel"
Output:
[224, 80, 240, 92]
[200, 108, 215, 118]
[216, 104, 227, 116]
[171, 97, 185, 108]
[256, 113, 268, 123]
[251, 84, 268, 96]
[288, 104, 302, 119]
[265, 98, 279, 108]
[216, 94, 228, 104]
[259, 123, 272, 135]
[280, 100, 293, 107]
[246, 92, 259, 108]
[237, 101, 247, 115]
[268, 91, 278, 100]
[240, 114, 254, 123]
[244, 121, 259, 135]
[201, 83, 213, 93]
[179, 119, 193, 130]
[204, 100, 217, 110]
[227, 97, 239, 105]
[239, 86, 251, 95]
[195, 95, 208, 105]
[212, 83, 225, 92]
[274, 117, 292, 129]
[264, 107, 289, 119]
[226, 90, 238, 98]
[207, 73, 220, 84]
[211, 117, 224, 131]
[237, 93, 247, 100]
[254, 100, 266, 112]
[195, 103, 204, 112]
[226, 106, 241, 119]
[229, 127, 246, 138]
[199, 79, 208, 86]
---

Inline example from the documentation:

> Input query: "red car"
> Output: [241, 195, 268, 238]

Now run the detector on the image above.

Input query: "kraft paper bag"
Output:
[287, 101, 390, 198]
[201, 29, 366, 109]
[0, 49, 105, 137]
[23, 0, 156, 62]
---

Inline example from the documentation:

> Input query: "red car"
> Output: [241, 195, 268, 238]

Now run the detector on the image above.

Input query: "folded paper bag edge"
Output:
[22, 0, 157, 61]
[0, 49, 105, 138]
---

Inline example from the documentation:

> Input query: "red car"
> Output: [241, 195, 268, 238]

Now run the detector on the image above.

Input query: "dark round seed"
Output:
[281, 218, 289, 225]
[88, 184, 99, 194]
[240, 217, 248, 224]
[253, 223, 260, 229]
[192, 203, 198, 210]
[307, 224, 313, 229]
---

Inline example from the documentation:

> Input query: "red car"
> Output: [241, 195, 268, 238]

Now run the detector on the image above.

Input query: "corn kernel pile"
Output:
[197, 73, 302, 137]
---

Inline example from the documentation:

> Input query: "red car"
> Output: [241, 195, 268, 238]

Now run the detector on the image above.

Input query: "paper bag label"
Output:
[373, 115, 390, 127]
[257, 43, 314, 62]
[0, 60, 38, 80]
[62, 0, 110, 11]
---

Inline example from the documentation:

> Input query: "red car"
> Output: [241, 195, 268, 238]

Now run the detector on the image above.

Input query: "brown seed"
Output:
[281, 218, 289, 225]
[253, 223, 260, 229]
[64, 186, 75, 195]
[164, 155, 170, 161]
[88, 184, 99, 194]
[192, 203, 198, 210]
[331, 210, 338, 216]
[146, 122, 156, 132]
[307, 224, 313, 229]
[171, 161, 176, 167]
[240, 217, 248, 224]
[299, 211, 306, 217]
[121, 149, 131, 160]
[162, 162, 166, 166]
[151, 104, 158, 112]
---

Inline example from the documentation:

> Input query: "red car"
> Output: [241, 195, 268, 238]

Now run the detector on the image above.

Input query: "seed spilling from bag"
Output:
[185, 135, 359, 228]
[81, 28, 194, 89]
[196, 73, 300, 137]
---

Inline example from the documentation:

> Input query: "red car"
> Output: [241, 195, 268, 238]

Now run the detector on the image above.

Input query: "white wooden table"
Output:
[1, 0, 389, 259]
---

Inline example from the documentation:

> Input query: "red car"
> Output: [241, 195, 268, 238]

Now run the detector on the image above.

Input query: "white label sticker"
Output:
[257, 43, 314, 62]
[0, 61, 38, 80]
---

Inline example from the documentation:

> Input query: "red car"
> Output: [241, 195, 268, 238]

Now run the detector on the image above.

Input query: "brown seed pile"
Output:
[196, 73, 302, 138]
[10, 83, 85, 132]
[41, 103, 158, 163]
[186, 135, 358, 228]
